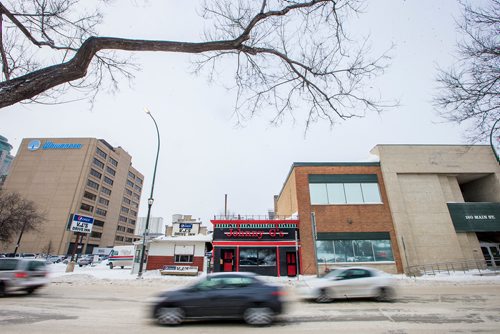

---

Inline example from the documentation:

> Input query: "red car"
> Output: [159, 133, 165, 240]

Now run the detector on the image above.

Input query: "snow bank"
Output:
[47, 262, 500, 287]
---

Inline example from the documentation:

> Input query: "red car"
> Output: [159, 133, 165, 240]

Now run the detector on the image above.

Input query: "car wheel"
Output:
[26, 287, 37, 295]
[0, 283, 5, 297]
[109, 263, 113, 269]
[315, 288, 333, 303]
[156, 307, 184, 325]
[121, 266, 124, 269]
[375, 287, 394, 302]
[243, 307, 274, 326]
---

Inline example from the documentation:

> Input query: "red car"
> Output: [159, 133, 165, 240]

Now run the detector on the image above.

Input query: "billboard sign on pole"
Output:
[70, 214, 94, 234]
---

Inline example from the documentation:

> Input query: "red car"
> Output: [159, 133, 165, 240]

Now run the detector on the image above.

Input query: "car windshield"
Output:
[323, 269, 343, 279]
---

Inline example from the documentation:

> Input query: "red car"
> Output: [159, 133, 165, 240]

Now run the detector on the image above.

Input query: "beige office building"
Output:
[2, 138, 144, 255]
[371, 145, 500, 273]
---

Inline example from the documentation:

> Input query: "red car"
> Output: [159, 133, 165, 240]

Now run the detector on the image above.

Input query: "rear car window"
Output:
[27, 261, 47, 271]
[0, 259, 20, 271]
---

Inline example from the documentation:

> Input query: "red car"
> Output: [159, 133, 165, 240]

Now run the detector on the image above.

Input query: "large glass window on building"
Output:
[239, 248, 276, 267]
[308, 174, 382, 205]
[316, 233, 394, 263]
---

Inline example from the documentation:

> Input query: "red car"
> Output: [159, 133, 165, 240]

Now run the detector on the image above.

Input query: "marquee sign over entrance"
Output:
[213, 221, 298, 241]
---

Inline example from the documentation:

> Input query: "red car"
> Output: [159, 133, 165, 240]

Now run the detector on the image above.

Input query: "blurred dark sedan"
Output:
[151, 272, 286, 326]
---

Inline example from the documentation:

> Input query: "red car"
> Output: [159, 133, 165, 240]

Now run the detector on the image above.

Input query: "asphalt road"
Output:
[1, 279, 500, 334]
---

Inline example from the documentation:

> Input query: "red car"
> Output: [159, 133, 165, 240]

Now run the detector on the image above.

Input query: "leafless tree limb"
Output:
[0, 190, 45, 245]
[434, 0, 500, 142]
[0, 0, 395, 129]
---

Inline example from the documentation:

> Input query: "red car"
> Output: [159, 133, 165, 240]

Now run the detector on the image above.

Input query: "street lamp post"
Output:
[137, 107, 161, 278]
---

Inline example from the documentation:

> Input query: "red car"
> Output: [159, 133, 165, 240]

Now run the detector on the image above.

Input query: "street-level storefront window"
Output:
[316, 239, 394, 263]
[239, 248, 276, 267]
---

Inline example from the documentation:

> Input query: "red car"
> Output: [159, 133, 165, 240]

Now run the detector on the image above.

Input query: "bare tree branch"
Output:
[434, 0, 500, 142]
[0, 190, 45, 245]
[0, 0, 394, 130]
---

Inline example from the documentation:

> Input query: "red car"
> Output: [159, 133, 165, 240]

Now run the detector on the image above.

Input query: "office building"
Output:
[1, 138, 144, 255]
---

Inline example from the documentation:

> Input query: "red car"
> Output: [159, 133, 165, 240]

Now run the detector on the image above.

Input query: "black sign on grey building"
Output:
[447, 202, 500, 232]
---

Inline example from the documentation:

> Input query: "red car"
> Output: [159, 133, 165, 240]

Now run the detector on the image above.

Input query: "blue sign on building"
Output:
[27, 139, 83, 151]
[70, 214, 95, 233]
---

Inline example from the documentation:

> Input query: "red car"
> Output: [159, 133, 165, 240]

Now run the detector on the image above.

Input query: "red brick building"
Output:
[275, 162, 403, 275]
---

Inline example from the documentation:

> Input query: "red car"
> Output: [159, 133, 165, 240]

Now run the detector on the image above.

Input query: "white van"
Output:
[108, 245, 134, 269]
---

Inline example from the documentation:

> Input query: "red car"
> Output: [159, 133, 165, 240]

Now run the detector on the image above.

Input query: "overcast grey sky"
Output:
[1, 1, 480, 225]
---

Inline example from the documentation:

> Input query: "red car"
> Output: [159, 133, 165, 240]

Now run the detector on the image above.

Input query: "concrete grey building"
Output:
[371, 145, 500, 272]
[0, 135, 14, 184]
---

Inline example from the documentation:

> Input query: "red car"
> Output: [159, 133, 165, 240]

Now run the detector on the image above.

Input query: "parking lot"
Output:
[1, 266, 500, 333]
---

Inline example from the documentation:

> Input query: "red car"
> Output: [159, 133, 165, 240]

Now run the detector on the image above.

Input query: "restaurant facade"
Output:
[211, 218, 301, 277]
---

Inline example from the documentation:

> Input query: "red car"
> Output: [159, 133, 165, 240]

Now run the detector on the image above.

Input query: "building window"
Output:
[90, 231, 102, 239]
[130, 210, 137, 217]
[121, 206, 129, 214]
[134, 184, 141, 192]
[175, 255, 193, 263]
[316, 239, 394, 263]
[94, 219, 105, 227]
[101, 187, 112, 196]
[106, 166, 116, 176]
[96, 147, 107, 159]
[128, 171, 135, 179]
[98, 197, 109, 206]
[126, 228, 135, 234]
[92, 158, 105, 169]
[125, 188, 133, 196]
[95, 208, 107, 217]
[90, 168, 102, 179]
[125, 237, 133, 243]
[87, 179, 99, 190]
[128, 219, 136, 225]
[119, 215, 128, 223]
[104, 176, 114, 186]
[136, 178, 143, 185]
[133, 193, 140, 201]
[83, 191, 97, 201]
[117, 225, 126, 232]
[115, 235, 124, 242]
[123, 197, 130, 205]
[309, 175, 382, 205]
[131, 201, 138, 208]
[126, 180, 134, 187]
[80, 203, 94, 212]
[239, 248, 276, 266]
[109, 157, 118, 167]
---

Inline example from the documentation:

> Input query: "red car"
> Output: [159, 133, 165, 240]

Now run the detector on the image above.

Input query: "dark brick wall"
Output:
[287, 165, 403, 274]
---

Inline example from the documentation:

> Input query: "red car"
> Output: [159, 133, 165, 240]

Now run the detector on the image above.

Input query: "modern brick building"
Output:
[2, 138, 143, 256]
[275, 145, 500, 276]
[275, 162, 403, 275]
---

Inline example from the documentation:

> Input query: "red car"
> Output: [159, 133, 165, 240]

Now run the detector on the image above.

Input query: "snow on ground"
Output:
[47, 261, 500, 288]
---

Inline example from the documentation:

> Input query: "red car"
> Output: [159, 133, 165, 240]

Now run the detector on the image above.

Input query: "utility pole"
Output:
[310, 212, 320, 277]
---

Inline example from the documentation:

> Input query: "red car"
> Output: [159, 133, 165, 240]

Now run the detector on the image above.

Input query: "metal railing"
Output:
[406, 257, 500, 277]
[212, 214, 299, 220]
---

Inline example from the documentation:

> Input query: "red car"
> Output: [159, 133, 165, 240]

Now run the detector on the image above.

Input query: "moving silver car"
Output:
[297, 266, 397, 303]
[0, 258, 49, 296]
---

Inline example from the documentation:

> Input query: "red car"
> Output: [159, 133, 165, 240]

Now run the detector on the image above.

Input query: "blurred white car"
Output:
[297, 267, 397, 303]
